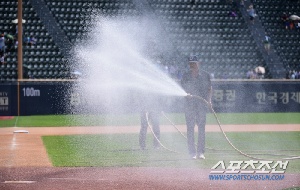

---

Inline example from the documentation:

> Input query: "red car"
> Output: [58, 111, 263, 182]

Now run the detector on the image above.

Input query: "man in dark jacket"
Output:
[181, 56, 212, 159]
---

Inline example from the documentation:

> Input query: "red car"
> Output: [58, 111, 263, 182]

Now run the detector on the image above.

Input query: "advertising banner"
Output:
[0, 83, 17, 116]
[1, 80, 299, 115]
[212, 81, 300, 113]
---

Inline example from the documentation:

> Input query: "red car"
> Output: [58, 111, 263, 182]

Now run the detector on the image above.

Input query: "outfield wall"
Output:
[0, 80, 299, 116]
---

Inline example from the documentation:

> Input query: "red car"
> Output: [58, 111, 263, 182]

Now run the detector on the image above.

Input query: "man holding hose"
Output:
[181, 55, 212, 159]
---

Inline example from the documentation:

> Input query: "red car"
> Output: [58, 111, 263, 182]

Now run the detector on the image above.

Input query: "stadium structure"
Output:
[1, 0, 300, 116]
[0, 0, 299, 80]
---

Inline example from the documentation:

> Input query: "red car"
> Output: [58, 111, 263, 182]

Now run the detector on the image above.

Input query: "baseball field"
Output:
[0, 112, 299, 190]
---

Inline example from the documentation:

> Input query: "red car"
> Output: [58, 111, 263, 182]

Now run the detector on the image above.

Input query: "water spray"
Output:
[71, 14, 299, 160]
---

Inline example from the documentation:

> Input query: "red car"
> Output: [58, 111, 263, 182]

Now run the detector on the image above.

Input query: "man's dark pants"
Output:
[139, 111, 160, 149]
[185, 106, 206, 156]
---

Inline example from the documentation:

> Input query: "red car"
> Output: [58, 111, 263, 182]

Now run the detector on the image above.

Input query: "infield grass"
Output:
[42, 131, 300, 173]
[2, 112, 299, 172]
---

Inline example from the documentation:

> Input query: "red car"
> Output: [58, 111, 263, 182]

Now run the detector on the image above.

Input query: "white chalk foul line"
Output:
[3, 181, 36, 184]
[48, 178, 108, 181]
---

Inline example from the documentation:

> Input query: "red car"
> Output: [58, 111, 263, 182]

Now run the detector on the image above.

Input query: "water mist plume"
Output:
[71, 14, 187, 113]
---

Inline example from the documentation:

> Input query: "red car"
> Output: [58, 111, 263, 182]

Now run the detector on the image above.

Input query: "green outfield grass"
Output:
[42, 132, 300, 172]
[1, 112, 300, 127]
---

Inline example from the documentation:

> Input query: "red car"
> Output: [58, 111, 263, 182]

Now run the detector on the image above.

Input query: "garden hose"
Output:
[147, 94, 300, 160]
[187, 94, 300, 161]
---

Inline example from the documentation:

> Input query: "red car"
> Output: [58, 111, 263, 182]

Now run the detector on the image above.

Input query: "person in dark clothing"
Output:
[140, 110, 161, 150]
[139, 93, 162, 150]
[181, 56, 212, 159]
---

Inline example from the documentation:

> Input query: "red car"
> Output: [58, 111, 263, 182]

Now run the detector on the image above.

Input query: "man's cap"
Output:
[188, 55, 199, 63]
